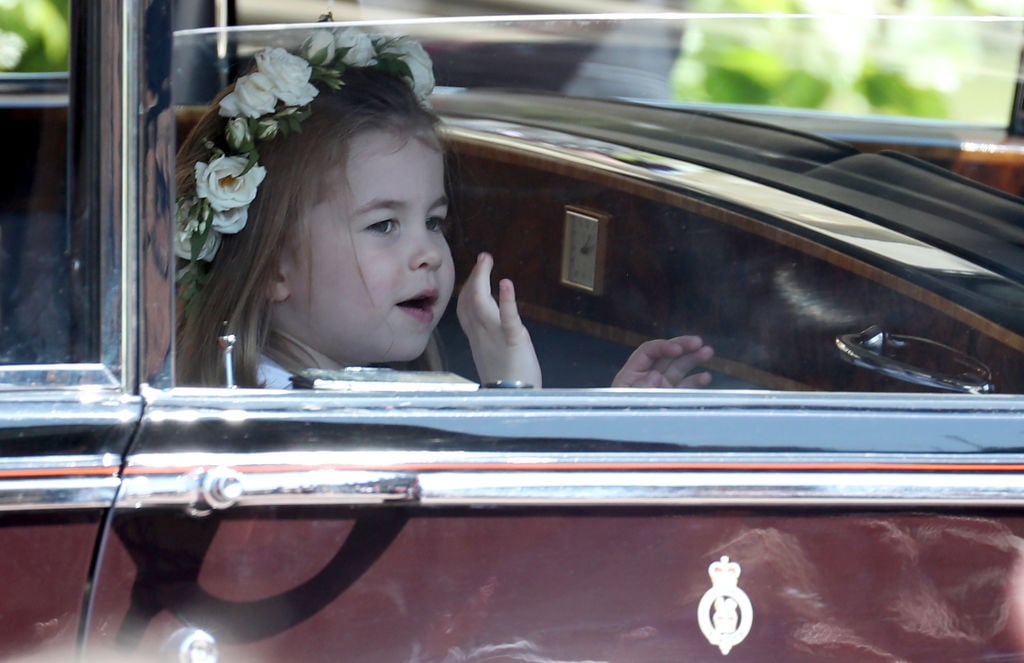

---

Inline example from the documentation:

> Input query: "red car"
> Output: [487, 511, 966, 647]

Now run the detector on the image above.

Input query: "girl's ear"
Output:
[266, 258, 292, 303]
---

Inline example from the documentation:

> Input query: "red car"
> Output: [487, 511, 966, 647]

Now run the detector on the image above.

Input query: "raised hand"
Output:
[456, 252, 542, 388]
[612, 335, 713, 388]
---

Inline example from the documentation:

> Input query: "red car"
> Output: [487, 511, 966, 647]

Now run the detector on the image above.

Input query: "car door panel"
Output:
[77, 390, 1024, 661]
[0, 391, 138, 659]
[86, 503, 1024, 661]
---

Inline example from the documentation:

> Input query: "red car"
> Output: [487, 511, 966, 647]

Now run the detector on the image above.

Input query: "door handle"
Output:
[835, 325, 994, 394]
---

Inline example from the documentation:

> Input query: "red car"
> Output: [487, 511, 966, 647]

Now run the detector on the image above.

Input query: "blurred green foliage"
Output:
[0, 0, 69, 72]
[672, 0, 1023, 123]
[855, 63, 948, 118]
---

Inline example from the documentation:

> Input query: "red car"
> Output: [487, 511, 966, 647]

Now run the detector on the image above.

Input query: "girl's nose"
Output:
[409, 233, 443, 270]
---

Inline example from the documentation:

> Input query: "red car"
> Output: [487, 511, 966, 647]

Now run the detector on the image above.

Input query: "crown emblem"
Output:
[709, 556, 741, 586]
[697, 556, 753, 655]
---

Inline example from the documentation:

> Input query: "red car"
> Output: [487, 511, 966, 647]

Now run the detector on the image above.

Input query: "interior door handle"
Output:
[835, 325, 994, 394]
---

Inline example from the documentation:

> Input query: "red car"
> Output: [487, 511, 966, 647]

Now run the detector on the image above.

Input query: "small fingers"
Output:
[498, 278, 535, 340]
[457, 253, 496, 328]
[627, 339, 678, 373]
[497, 279, 521, 332]
[666, 335, 707, 355]
[465, 253, 494, 300]
[658, 343, 714, 387]
[614, 336, 714, 389]
[647, 337, 704, 375]
[678, 371, 713, 388]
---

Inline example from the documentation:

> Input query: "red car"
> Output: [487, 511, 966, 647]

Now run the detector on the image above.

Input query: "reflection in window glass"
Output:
[237, 1, 1024, 124]
[674, 9, 1024, 124]
[0, 0, 72, 364]
[0, 0, 69, 73]
[0, 96, 71, 365]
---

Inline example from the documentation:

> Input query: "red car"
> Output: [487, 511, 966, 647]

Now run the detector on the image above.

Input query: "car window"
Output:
[0, 1, 78, 366]
[172, 13, 1024, 396]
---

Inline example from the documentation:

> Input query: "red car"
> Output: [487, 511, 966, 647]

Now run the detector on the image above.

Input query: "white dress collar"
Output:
[256, 354, 293, 389]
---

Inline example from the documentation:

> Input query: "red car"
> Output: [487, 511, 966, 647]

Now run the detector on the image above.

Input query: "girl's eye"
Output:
[426, 215, 448, 233]
[368, 219, 396, 234]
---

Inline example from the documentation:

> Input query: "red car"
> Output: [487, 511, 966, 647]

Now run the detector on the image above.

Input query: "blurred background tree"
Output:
[0, 0, 69, 72]
[672, 0, 1024, 123]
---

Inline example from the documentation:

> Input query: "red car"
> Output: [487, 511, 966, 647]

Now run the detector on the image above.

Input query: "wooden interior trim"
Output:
[447, 131, 1024, 356]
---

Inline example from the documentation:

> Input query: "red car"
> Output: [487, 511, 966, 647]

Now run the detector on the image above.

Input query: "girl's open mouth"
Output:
[397, 292, 438, 322]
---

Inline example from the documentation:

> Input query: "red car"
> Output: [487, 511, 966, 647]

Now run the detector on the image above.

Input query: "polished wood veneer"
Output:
[447, 133, 1024, 392]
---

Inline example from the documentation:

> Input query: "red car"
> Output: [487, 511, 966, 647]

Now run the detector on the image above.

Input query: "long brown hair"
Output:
[176, 68, 445, 387]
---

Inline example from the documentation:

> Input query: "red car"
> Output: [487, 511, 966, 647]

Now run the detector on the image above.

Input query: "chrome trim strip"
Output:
[141, 387, 1024, 454]
[125, 449, 1024, 471]
[0, 391, 141, 428]
[0, 454, 121, 472]
[416, 471, 1024, 507]
[148, 384, 1024, 410]
[122, 451, 1024, 509]
[119, 469, 419, 512]
[0, 478, 121, 512]
[116, 466, 1024, 509]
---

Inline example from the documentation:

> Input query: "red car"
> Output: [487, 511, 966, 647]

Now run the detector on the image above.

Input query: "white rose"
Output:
[195, 229, 222, 262]
[219, 72, 278, 118]
[255, 117, 279, 140]
[335, 28, 377, 67]
[225, 117, 251, 150]
[175, 220, 222, 262]
[211, 206, 249, 234]
[302, 30, 336, 66]
[383, 37, 434, 101]
[173, 219, 195, 259]
[194, 156, 267, 212]
[255, 47, 318, 107]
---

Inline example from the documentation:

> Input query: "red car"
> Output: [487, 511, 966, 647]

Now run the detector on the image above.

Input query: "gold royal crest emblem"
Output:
[697, 556, 753, 655]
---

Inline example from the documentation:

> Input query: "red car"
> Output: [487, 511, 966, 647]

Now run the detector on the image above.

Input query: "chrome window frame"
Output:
[0, 2, 160, 512]
[8, 0, 176, 393]
[0, 0, 170, 393]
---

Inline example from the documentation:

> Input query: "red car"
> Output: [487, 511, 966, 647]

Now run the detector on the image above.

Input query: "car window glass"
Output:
[172, 15, 1024, 395]
[0, 0, 68, 74]
[0, 1, 75, 365]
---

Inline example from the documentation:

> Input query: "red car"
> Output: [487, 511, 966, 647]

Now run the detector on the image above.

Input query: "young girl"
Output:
[174, 28, 712, 389]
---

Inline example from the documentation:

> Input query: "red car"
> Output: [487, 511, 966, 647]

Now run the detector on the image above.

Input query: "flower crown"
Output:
[175, 28, 435, 308]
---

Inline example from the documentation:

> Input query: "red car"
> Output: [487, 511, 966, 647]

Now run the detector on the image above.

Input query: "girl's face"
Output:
[269, 129, 455, 367]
